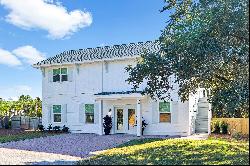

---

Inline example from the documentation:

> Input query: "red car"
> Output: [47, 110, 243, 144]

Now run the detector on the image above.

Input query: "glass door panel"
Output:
[116, 108, 124, 133]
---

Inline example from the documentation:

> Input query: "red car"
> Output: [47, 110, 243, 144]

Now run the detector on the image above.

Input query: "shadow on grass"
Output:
[78, 139, 249, 165]
[117, 138, 163, 148]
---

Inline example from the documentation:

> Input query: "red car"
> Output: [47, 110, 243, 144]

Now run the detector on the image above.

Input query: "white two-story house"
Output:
[33, 41, 211, 136]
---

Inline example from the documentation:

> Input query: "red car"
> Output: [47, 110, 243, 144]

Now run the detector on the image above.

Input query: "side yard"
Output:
[78, 136, 249, 165]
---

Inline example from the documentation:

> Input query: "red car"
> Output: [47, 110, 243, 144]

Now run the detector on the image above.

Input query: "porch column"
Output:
[136, 99, 142, 137]
[98, 100, 103, 135]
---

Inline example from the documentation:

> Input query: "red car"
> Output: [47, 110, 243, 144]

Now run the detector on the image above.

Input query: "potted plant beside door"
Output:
[103, 115, 112, 135]
[142, 118, 148, 136]
[135, 117, 148, 135]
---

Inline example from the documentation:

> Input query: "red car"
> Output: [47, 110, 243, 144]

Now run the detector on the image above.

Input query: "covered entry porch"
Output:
[95, 92, 146, 137]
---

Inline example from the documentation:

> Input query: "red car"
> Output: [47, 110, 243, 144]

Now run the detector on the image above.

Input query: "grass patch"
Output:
[78, 138, 249, 165]
[0, 131, 56, 143]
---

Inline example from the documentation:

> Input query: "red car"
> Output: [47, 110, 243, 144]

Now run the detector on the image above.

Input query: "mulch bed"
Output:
[0, 129, 26, 136]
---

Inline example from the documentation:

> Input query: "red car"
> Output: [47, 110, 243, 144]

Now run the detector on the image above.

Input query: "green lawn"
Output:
[78, 138, 249, 165]
[0, 131, 56, 143]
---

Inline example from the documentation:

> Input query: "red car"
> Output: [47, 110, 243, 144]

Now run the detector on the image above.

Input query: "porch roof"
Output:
[94, 91, 145, 100]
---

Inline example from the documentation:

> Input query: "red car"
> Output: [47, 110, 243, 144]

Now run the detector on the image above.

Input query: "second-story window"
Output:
[53, 68, 68, 82]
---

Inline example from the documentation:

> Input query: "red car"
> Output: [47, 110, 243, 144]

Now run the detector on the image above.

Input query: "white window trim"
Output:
[52, 67, 68, 83]
[53, 105, 62, 123]
[158, 101, 171, 123]
[85, 104, 95, 124]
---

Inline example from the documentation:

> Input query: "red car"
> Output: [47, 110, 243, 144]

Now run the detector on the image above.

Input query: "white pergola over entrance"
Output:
[95, 92, 145, 137]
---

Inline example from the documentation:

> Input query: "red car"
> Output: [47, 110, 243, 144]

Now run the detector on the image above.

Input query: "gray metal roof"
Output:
[34, 40, 160, 67]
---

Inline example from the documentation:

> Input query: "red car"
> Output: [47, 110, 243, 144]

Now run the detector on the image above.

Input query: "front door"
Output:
[115, 108, 125, 133]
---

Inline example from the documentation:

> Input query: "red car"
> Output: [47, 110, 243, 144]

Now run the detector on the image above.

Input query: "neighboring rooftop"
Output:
[34, 40, 160, 67]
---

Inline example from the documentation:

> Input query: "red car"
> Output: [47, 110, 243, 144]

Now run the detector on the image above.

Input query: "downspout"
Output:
[102, 61, 104, 92]
[100, 61, 104, 135]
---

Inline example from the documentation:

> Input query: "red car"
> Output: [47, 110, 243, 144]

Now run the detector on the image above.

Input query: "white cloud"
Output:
[0, 0, 92, 39]
[0, 48, 22, 66]
[0, 45, 46, 67]
[13, 45, 46, 65]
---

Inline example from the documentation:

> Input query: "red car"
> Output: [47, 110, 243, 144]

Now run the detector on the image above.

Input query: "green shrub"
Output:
[212, 121, 221, 134]
[38, 125, 45, 131]
[62, 125, 69, 132]
[47, 124, 52, 131]
[232, 132, 243, 140]
[53, 126, 61, 132]
[220, 121, 229, 134]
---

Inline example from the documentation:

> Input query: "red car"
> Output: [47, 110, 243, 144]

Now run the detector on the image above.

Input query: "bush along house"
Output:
[33, 41, 212, 136]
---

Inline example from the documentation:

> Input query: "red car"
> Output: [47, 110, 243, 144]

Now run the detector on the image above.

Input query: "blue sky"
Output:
[0, 0, 169, 100]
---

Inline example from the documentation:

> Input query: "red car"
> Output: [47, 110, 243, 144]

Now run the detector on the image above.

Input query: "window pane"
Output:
[53, 74, 60, 82]
[61, 75, 68, 82]
[160, 113, 171, 122]
[159, 102, 170, 113]
[53, 69, 60, 75]
[117, 109, 123, 130]
[128, 109, 135, 129]
[86, 114, 94, 123]
[53, 105, 61, 113]
[54, 114, 61, 122]
[85, 104, 94, 113]
[61, 68, 67, 75]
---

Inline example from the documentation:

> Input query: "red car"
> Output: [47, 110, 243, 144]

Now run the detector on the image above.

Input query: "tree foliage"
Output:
[0, 95, 42, 117]
[126, 0, 249, 117]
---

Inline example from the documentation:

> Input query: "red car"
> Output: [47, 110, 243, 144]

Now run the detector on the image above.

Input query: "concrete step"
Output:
[195, 120, 208, 122]
[196, 128, 208, 131]
[196, 119, 208, 122]
[196, 116, 208, 118]
[196, 117, 208, 119]
[195, 123, 208, 126]
[195, 130, 208, 133]
[195, 124, 208, 129]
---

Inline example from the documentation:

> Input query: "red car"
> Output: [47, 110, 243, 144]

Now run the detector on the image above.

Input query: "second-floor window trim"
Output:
[53, 68, 68, 82]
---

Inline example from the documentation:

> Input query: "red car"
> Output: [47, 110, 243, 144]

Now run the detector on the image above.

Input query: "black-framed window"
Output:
[53, 68, 68, 82]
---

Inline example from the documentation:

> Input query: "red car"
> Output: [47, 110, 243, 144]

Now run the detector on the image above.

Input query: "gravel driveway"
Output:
[0, 134, 141, 165]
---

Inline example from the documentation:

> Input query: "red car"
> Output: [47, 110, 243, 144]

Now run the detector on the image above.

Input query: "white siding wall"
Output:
[41, 58, 191, 135]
